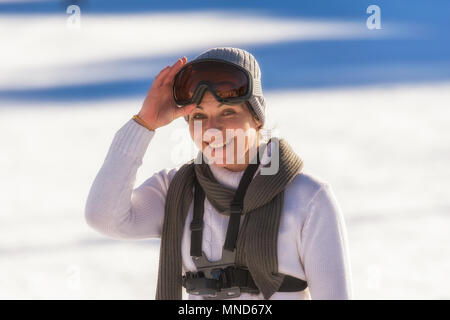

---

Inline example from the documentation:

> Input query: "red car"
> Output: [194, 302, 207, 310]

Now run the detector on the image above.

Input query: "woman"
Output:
[85, 47, 353, 300]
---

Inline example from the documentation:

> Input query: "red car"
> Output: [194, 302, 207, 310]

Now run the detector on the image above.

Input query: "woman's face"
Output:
[188, 91, 262, 172]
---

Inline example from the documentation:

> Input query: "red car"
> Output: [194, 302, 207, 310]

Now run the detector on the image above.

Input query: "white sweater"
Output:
[85, 119, 353, 300]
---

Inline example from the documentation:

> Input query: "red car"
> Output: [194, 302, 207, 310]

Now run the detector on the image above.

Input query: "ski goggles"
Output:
[173, 58, 263, 106]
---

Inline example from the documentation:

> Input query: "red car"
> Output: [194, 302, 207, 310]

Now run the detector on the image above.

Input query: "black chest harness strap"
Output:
[182, 154, 308, 299]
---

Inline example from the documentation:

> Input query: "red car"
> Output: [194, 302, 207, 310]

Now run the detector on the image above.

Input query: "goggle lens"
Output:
[174, 60, 250, 105]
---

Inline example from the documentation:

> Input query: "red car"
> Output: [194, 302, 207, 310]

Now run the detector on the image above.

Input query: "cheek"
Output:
[234, 117, 259, 147]
[229, 117, 255, 136]
[222, 114, 253, 129]
[189, 122, 207, 149]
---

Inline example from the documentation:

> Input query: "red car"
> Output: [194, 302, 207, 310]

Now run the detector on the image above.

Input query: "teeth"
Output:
[209, 138, 233, 148]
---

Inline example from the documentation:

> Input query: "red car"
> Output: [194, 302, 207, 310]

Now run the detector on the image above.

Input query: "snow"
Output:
[1, 1, 449, 299]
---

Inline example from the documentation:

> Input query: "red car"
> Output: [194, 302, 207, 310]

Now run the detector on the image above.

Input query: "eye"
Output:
[192, 113, 206, 120]
[223, 109, 236, 116]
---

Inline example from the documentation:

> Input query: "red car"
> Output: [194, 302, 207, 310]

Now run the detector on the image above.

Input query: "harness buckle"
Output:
[182, 271, 220, 296]
[183, 268, 241, 299]
[183, 249, 241, 299]
[190, 218, 203, 232]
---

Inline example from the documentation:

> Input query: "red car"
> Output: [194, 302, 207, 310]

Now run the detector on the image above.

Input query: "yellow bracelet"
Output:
[132, 114, 155, 132]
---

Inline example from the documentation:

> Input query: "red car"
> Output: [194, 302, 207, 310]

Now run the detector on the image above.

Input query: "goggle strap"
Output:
[252, 78, 263, 97]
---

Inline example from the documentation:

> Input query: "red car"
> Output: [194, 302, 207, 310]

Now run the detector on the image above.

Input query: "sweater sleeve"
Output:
[300, 184, 353, 299]
[84, 118, 177, 240]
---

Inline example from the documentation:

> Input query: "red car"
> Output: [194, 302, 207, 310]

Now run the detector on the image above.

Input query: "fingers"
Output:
[162, 56, 187, 86]
[151, 66, 170, 89]
[152, 64, 172, 87]
[153, 56, 186, 86]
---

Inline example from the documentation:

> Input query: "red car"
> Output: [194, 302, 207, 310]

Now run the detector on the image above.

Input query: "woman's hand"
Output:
[138, 56, 196, 130]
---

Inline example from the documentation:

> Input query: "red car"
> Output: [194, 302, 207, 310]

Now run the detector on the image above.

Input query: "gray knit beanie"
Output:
[183, 47, 266, 127]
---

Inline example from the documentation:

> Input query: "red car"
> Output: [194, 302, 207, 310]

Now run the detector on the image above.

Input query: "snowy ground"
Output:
[1, 1, 449, 299]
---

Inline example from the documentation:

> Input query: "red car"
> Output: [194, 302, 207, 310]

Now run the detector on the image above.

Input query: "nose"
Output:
[205, 116, 220, 131]
[203, 116, 226, 144]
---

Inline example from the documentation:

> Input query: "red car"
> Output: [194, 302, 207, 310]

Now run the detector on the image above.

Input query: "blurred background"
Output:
[1, 0, 449, 299]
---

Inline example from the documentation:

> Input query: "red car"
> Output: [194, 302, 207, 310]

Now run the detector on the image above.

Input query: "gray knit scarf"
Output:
[155, 137, 303, 300]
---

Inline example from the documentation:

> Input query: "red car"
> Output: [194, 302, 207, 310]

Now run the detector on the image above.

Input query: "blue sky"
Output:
[1, 0, 448, 101]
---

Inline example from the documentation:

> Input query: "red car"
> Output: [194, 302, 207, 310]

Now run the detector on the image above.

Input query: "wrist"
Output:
[138, 111, 159, 128]
[133, 114, 156, 132]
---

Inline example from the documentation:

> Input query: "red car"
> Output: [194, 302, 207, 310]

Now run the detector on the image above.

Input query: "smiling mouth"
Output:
[207, 137, 234, 149]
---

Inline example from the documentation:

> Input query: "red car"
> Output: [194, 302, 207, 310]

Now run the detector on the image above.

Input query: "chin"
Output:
[206, 152, 249, 169]
[204, 154, 232, 166]
[211, 161, 228, 168]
